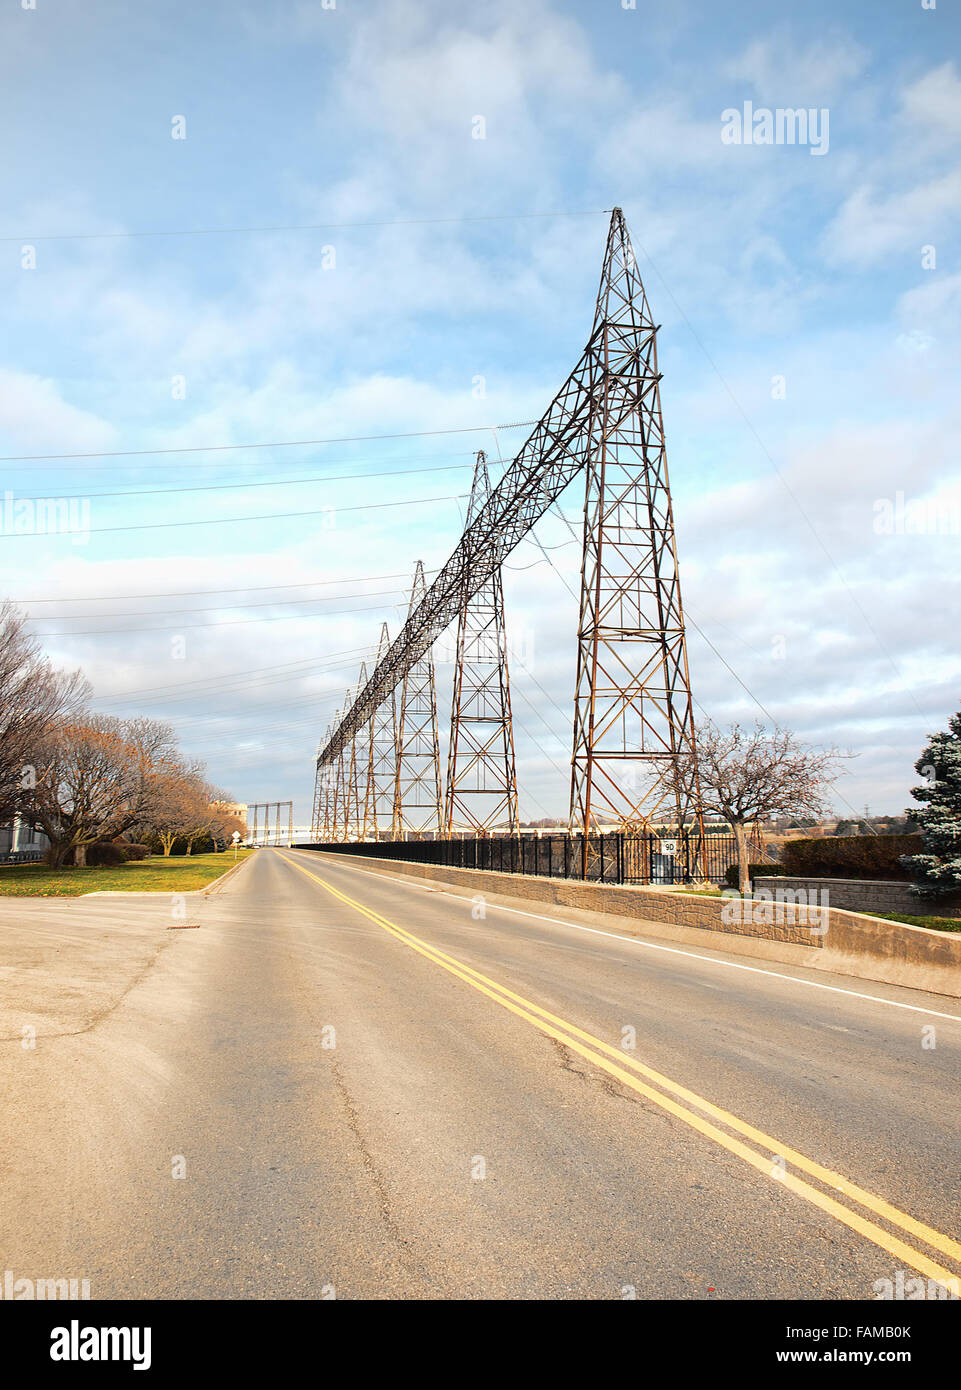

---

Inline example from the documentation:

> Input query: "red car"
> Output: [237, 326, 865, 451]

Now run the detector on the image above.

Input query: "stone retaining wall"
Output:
[755, 875, 961, 920]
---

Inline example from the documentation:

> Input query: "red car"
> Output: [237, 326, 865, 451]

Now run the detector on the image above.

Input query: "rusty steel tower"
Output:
[444, 452, 518, 836]
[570, 209, 703, 860]
[391, 562, 443, 839]
[311, 728, 330, 838]
[312, 208, 703, 864]
[363, 623, 398, 841]
[330, 706, 347, 841]
[345, 663, 369, 840]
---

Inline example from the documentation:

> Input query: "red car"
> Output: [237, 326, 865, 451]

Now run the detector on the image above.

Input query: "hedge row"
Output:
[781, 834, 922, 880]
[53, 840, 153, 868]
[724, 862, 789, 888]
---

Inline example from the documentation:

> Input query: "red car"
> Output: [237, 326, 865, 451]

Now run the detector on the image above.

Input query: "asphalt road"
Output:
[2, 847, 960, 1300]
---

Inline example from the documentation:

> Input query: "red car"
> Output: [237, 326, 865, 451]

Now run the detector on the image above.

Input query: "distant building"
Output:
[0, 814, 48, 861]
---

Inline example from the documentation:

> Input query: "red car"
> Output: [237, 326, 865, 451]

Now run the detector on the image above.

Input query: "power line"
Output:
[12, 463, 472, 506]
[148, 679, 362, 722]
[630, 231, 925, 720]
[685, 615, 778, 724]
[94, 647, 372, 702]
[165, 683, 359, 730]
[28, 585, 406, 622]
[99, 665, 362, 710]
[17, 567, 437, 604]
[3, 490, 466, 539]
[37, 599, 403, 638]
[0, 421, 536, 464]
[546, 499, 780, 723]
[146, 679, 368, 728]
[10, 444, 489, 475]
[2, 209, 608, 245]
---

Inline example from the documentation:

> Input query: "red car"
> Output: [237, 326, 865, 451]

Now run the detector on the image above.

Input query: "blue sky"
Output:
[1, 0, 959, 826]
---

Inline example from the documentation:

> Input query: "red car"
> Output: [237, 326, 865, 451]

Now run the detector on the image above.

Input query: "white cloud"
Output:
[0, 369, 116, 453]
[899, 61, 961, 138]
[896, 269, 961, 330]
[721, 32, 870, 105]
[822, 169, 961, 268]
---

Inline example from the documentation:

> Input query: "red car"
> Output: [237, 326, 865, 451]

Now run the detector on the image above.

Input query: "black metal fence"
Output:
[295, 831, 739, 888]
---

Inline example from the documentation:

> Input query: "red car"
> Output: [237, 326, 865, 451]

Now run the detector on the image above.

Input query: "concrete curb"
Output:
[200, 855, 254, 895]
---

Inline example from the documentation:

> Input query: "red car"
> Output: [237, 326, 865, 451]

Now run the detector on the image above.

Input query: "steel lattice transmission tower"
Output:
[444, 452, 519, 837]
[312, 208, 704, 861]
[311, 727, 331, 838]
[570, 208, 703, 852]
[330, 706, 348, 841]
[392, 562, 443, 839]
[345, 664, 369, 840]
[363, 623, 398, 841]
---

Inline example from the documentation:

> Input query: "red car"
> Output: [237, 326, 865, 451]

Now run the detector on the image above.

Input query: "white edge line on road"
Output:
[287, 852, 961, 1025]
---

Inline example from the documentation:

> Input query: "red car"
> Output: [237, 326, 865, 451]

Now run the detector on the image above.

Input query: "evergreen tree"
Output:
[901, 707, 961, 899]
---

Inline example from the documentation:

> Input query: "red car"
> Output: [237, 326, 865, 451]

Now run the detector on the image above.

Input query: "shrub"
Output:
[118, 841, 150, 861]
[83, 840, 129, 868]
[782, 834, 922, 880]
[724, 862, 788, 888]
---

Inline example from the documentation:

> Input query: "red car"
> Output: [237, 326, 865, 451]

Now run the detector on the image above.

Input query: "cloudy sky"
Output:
[1, 0, 959, 828]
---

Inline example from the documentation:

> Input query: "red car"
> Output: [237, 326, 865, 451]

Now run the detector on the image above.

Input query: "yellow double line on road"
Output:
[280, 853, 961, 1291]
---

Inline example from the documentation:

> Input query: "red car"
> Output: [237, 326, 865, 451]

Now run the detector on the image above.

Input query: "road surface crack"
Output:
[549, 1036, 637, 1104]
[326, 1053, 436, 1287]
[0, 932, 177, 1044]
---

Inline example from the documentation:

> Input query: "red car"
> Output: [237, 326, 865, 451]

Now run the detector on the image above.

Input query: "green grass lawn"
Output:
[865, 910, 961, 933]
[0, 850, 255, 897]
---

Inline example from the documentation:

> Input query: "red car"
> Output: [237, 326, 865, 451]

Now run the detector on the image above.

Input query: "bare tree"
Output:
[0, 601, 88, 824]
[143, 766, 210, 856]
[137, 770, 244, 857]
[32, 716, 179, 867]
[182, 778, 221, 855]
[208, 794, 246, 851]
[663, 720, 846, 892]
